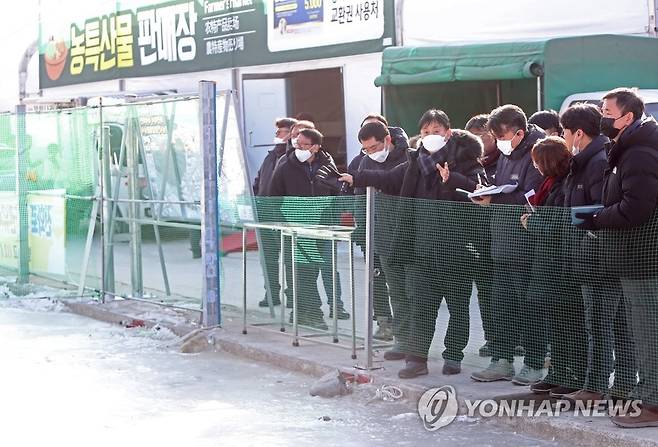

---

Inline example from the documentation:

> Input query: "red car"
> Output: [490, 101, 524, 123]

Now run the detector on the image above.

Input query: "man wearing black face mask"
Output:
[576, 88, 658, 428]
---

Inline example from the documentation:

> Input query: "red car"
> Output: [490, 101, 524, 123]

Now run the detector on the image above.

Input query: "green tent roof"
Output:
[375, 40, 547, 86]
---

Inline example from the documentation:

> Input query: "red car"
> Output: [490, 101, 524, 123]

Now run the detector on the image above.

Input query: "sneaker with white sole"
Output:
[511, 365, 544, 386]
[471, 359, 515, 382]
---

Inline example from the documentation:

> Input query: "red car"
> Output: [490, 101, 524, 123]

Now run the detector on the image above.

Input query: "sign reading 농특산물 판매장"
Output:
[38, 0, 395, 88]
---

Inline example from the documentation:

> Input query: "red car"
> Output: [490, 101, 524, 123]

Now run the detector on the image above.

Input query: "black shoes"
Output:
[329, 307, 350, 320]
[383, 350, 406, 361]
[398, 360, 429, 379]
[258, 297, 281, 307]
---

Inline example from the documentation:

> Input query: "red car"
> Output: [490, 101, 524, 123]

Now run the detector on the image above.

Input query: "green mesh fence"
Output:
[237, 189, 653, 401]
[96, 97, 202, 308]
[0, 97, 203, 305]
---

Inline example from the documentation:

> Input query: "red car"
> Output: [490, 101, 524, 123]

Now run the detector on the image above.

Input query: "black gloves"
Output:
[315, 165, 345, 193]
[574, 212, 598, 231]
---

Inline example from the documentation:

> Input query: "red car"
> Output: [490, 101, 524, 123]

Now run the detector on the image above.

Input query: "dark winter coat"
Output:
[268, 150, 339, 197]
[253, 143, 287, 196]
[593, 117, 658, 278]
[347, 126, 409, 175]
[489, 124, 545, 262]
[563, 135, 608, 208]
[561, 135, 608, 280]
[354, 130, 484, 263]
[267, 149, 341, 264]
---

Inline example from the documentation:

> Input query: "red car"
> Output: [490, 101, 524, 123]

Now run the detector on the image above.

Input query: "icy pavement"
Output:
[0, 304, 563, 447]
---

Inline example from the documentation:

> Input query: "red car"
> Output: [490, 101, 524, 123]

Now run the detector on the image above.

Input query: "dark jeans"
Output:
[293, 262, 324, 319]
[380, 255, 410, 348]
[490, 261, 531, 362]
[472, 249, 494, 343]
[406, 262, 471, 363]
[582, 280, 636, 394]
[373, 255, 392, 320]
[525, 278, 587, 388]
[620, 277, 658, 406]
[522, 284, 550, 370]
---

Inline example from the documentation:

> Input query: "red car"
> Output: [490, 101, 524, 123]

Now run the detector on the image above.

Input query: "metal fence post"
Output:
[127, 109, 143, 297]
[15, 104, 29, 283]
[364, 186, 375, 368]
[200, 81, 221, 327]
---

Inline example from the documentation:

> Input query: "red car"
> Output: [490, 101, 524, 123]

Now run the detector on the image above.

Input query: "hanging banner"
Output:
[38, 0, 395, 88]
[27, 190, 67, 277]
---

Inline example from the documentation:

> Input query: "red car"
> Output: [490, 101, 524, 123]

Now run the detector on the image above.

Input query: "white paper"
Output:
[524, 189, 536, 212]
[468, 183, 518, 199]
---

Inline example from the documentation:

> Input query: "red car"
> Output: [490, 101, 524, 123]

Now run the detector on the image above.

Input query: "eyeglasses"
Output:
[362, 141, 384, 153]
[297, 142, 316, 149]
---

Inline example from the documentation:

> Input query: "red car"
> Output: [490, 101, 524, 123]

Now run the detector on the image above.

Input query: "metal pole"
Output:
[102, 124, 115, 298]
[536, 76, 542, 112]
[332, 239, 338, 343]
[127, 110, 143, 297]
[242, 226, 248, 334]
[364, 187, 375, 368]
[279, 231, 286, 332]
[349, 236, 356, 360]
[291, 232, 299, 347]
[15, 104, 29, 283]
[199, 80, 221, 327]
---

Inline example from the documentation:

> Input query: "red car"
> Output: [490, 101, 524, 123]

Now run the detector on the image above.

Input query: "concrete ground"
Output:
[61, 298, 658, 447]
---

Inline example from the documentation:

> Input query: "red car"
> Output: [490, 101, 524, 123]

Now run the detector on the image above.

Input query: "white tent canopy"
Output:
[401, 0, 652, 45]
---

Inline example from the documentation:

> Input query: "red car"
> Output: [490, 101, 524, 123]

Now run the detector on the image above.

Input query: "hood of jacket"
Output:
[388, 126, 410, 152]
[446, 129, 484, 164]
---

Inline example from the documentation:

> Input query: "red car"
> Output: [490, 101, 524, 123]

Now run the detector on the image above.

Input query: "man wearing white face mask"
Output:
[353, 122, 409, 347]
[471, 104, 545, 383]
[253, 118, 297, 196]
[253, 118, 297, 309]
[269, 128, 343, 329]
[340, 109, 486, 378]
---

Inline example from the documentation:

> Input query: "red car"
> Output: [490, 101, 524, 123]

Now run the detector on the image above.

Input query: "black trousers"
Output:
[405, 261, 471, 363]
[380, 255, 410, 347]
[490, 261, 531, 362]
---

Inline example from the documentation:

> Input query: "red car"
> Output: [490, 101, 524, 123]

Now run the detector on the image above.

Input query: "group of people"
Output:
[252, 87, 658, 428]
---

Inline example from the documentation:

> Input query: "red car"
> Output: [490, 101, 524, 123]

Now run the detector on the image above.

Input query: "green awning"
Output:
[375, 40, 547, 86]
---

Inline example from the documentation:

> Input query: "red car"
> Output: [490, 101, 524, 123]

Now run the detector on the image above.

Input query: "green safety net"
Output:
[240, 192, 650, 399]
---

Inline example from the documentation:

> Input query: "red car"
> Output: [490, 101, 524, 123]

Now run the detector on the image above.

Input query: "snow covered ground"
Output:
[0, 300, 562, 447]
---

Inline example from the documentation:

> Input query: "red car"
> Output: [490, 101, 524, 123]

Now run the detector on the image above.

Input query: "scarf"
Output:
[530, 176, 555, 207]
[417, 150, 444, 178]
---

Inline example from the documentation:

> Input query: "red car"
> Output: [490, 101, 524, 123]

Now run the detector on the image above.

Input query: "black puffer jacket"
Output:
[489, 124, 545, 262]
[394, 130, 484, 265]
[562, 135, 608, 281]
[253, 143, 287, 196]
[347, 126, 409, 175]
[268, 150, 339, 197]
[593, 117, 658, 278]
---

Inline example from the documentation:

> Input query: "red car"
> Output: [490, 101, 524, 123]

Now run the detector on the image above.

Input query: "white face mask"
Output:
[295, 149, 313, 163]
[368, 149, 389, 163]
[422, 134, 447, 154]
[273, 137, 286, 145]
[291, 138, 299, 149]
[571, 134, 582, 155]
[496, 138, 514, 156]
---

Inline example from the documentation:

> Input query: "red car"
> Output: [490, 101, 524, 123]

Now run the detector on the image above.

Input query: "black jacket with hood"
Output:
[253, 143, 287, 196]
[348, 126, 409, 175]
[593, 117, 658, 278]
[353, 130, 484, 263]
